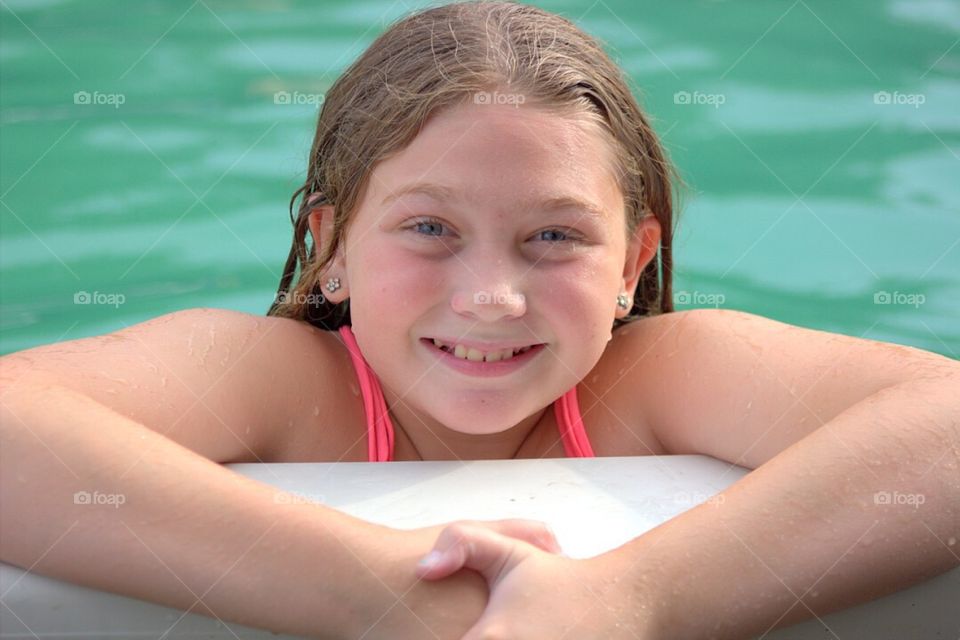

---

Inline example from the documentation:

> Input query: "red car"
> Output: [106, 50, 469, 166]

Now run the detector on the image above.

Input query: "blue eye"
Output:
[411, 218, 448, 237]
[536, 229, 570, 243]
[407, 217, 579, 243]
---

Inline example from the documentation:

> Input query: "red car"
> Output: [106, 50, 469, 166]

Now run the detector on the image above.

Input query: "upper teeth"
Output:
[432, 339, 534, 362]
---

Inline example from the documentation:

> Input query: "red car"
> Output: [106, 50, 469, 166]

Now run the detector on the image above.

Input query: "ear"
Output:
[618, 214, 662, 316]
[306, 203, 347, 300]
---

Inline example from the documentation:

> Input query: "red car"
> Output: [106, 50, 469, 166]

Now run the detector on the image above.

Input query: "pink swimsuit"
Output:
[337, 325, 596, 461]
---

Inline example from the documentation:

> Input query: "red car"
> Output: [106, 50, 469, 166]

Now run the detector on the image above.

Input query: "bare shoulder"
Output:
[253, 316, 368, 463]
[576, 312, 691, 457]
[168, 308, 368, 463]
[601, 307, 958, 467]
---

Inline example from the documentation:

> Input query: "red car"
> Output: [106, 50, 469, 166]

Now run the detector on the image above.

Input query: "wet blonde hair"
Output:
[268, 0, 679, 330]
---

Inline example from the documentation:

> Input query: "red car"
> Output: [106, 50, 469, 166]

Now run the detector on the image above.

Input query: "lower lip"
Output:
[420, 339, 546, 377]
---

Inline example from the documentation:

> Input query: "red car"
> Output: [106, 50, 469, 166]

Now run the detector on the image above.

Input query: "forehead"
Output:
[361, 101, 623, 218]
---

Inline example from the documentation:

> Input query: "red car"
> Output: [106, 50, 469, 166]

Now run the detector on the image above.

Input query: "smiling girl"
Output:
[2, 2, 958, 639]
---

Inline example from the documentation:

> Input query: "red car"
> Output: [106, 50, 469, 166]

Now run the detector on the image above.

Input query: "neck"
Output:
[382, 389, 548, 461]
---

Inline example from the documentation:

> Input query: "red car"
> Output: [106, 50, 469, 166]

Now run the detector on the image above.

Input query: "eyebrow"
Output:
[380, 182, 608, 219]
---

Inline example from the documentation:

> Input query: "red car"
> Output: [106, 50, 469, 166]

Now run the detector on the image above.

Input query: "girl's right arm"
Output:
[0, 308, 487, 638]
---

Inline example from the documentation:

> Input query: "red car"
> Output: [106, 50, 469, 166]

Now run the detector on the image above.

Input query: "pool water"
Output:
[1, 0, 957, 358]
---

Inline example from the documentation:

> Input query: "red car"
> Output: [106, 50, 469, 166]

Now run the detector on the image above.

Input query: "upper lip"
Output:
[424, 337, 544, 351]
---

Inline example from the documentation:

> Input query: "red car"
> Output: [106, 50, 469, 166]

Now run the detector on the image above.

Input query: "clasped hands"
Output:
[411, 518, 660, 639]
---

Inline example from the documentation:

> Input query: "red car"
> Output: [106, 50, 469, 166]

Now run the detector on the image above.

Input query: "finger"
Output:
[417, 524, 526, 585]
[415, 527, 481, 580]
[415, 549, 461, 580]
[490, 518, 563, 554]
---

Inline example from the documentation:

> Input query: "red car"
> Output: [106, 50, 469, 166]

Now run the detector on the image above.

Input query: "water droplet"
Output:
[948, 537, 956, 546]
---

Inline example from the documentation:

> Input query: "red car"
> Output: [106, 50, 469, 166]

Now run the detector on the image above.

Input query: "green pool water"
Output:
[1, 0, 957, 358]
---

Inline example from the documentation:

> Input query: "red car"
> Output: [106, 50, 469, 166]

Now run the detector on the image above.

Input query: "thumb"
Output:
[415, 523, 527, 583]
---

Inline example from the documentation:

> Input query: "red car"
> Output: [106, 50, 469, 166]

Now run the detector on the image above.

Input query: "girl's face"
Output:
[321, 99, 657, 439]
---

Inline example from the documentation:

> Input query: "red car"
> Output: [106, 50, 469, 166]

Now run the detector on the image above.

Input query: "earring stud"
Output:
[325, 277, 341, 293]
[616, 293, 630, 310]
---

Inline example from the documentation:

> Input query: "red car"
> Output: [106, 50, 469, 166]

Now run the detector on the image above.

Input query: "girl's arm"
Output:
[611, 372, 960, 638]
[0, 382, 489, 638]
[0, 309, 490, 637]
[609, 309, 960, 637]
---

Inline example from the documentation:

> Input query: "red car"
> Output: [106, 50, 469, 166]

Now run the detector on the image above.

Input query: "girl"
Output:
[2, 1, 957, 639]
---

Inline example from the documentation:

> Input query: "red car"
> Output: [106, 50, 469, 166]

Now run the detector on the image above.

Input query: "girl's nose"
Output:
[451, 287, 527, 321]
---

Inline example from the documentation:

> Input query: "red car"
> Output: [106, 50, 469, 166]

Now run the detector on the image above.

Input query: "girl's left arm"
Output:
[609, 309, 960, 638]
[613, 372, 960, 638]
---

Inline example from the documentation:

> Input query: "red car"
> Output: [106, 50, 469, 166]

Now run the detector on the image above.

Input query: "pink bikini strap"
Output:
[554, 384, 595, 457]
[337, 325, 394, 461]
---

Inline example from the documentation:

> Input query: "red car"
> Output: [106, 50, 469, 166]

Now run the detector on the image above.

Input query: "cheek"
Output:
[349, 243, 429, 315]
[541, 259, 611, 309]
[542, 259, 621, 343]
